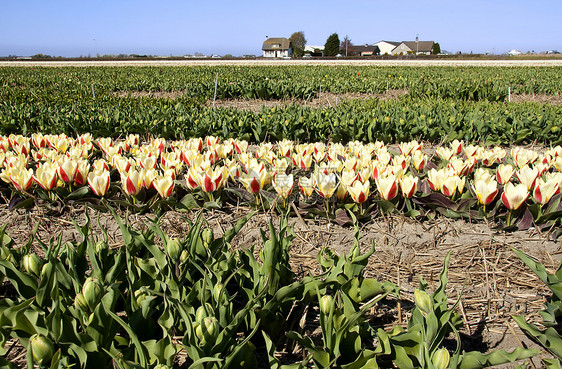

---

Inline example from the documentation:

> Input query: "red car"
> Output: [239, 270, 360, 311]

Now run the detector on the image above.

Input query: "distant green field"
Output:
[1, 65, 561, 144]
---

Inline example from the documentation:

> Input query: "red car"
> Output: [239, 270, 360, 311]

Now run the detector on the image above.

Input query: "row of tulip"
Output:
[1, 133, 561, 229]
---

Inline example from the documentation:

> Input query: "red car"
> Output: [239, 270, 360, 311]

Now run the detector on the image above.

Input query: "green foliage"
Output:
[512, 247, 562, 367]
[289, 31, 307, 58]
[1, 66, 562, 144]
[324, 33, 341, 56]
[432, 43, 441, 55]
[375, 252, 539, 369]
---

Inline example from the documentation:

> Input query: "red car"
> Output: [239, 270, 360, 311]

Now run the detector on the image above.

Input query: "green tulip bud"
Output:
[195, 316, 219, 343]
[29, 334, 55, 366]
[134, 289, 147, 306]
[82, 277, 103, 311]
[166, 238, 181, 261]
[179, 249, 189, 264]
[432, 348, 450, 369]
[22, 254, 42, 277]
[74, 292, 89, 312]
[213, 283, 228, 302]
[319, 295, 333, 315]
[201, 228, 214, 247]
[414, 289, 432, 317]
[195, 303, 213, 323]
[95, 241, 108, 254]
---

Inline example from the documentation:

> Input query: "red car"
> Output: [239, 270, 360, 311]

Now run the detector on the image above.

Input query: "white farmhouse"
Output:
[373, 41, 400, 55]
[262, 37, 292, 58]
[391, 41, 435, 55]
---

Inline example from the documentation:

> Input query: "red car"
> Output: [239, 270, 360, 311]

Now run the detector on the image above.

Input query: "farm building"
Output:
[391, 41, 435, 55]
[262, 37, 292, 58]
[304, 45, 324, 57]
[346, 44, 380, 56]
[373, 41, 401, 55]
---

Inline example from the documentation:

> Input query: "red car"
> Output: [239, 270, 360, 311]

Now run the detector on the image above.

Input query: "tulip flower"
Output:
[137, 154, 157, 170]
[200, 166, 228, 193]
[463, 144, 479, 158]
[74, 160, 90, 186]
[450, 139, 463, 155]
[496, 164, 514, 185]
[398, 140, 421, 156]
[336, 169, 357, 201]
[376, 151, 392, 167]
[239, 169, 266, 195]
[533, 178, 559, 205]
[399, 174, 418, 199]
[31, 133, 47, 149]
[502, 182, 529, 211]
[87, 170, 110, 197]
[153, 174, 175, 198]
[293, 153, 313, 170]
[142, 168, 158, 190]
[34, 163, 58, 191]
[348, 180, 370, 204]
[298, 176, 314, 198]
[315, 172, 338, 199]
[375, 175, 398, 201]
[441, 175, 465, 197]
[412, 150, 427, 171]
[10, 167, 34, 191]
[473, 179, 498, 206]
[122, 170, 143, 197]
[234, 140, 248, 154]
[436, 146, 455, 162]
[516, 165, 539, 191]
[278, 139, 293, 158]
[427, 168, 446, 192]
[56, 157, 77, 184]
[272, 173, 294, 202]
[371, 161, 387, 180]
[474, 167, 494, 184]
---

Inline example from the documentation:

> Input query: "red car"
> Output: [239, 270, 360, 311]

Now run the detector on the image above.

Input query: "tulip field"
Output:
[1, 64, 562, 368]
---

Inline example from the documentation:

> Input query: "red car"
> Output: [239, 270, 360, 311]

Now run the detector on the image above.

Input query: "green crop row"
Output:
[0, 209, 542, 368]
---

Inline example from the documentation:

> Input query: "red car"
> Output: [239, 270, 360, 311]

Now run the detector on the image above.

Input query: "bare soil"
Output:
[511, 93, 562, 105]
[1, 204, 559, 367]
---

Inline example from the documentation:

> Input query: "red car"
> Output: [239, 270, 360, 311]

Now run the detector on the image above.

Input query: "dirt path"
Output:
[2, 59, 562, 67]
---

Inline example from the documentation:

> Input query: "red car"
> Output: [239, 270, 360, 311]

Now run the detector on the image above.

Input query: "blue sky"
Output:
[2, 0, 561, 57]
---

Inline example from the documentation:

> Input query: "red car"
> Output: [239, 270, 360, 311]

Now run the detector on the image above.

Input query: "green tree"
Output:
[289, 31, 307, 58]
[432, 42, 441, 55]
[324, 33, 340, 56]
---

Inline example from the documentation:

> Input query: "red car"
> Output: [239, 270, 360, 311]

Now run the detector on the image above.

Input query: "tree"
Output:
[432, 42, 441, 55]
[324, 33, 340, 56]
[340, 35, 352, 57]
[289, 31, 307, 58]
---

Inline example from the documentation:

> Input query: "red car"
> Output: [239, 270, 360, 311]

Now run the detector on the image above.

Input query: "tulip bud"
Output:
[195, 303, 213, 323]
[95, 241, 108, 255]
[432, 348, 450, 369]
[74, 292, 89, 312]
[319, 295, 333, 315]
[201, 228, 214, 248]
[166, 238, 181, 261]
[213, 283, 228, 302]
[29, 334, 55, 366]
[414, 289, 432, 317]
[82, 277, 103, 311]
[195, 316, 219, 343]
[22, 254, 42, 277]
[134, 289, 147, 306]
[179, 249, 189, 264]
